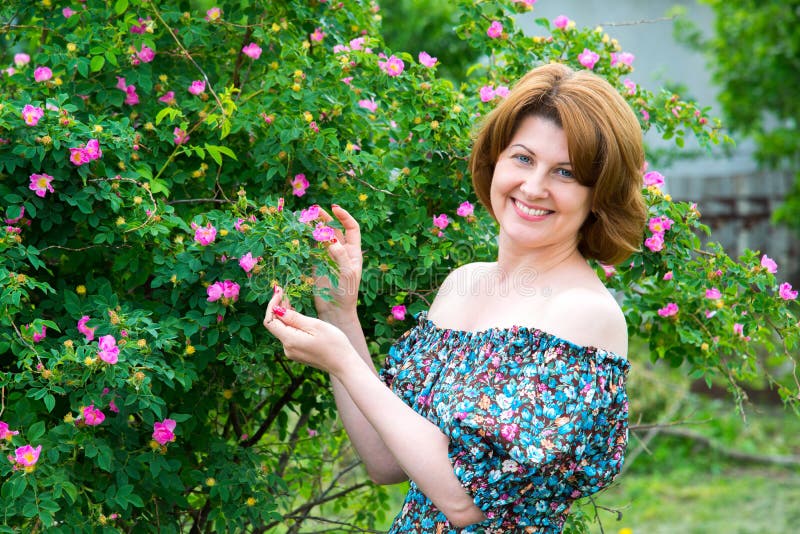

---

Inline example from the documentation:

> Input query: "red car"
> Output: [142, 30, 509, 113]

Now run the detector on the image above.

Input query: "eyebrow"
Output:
[510, 143, 572, 167]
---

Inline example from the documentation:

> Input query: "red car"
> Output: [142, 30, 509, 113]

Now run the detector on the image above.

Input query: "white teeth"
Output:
[514, 200, 551, 216]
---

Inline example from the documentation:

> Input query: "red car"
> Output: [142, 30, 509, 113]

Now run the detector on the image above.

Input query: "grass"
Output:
[587, 466, 800, 534]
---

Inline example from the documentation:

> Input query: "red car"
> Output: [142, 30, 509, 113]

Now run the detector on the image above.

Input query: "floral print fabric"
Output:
[380, 312, 630, 533]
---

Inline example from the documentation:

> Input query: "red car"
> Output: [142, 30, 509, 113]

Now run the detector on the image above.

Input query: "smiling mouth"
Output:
[514, 199, 553, 217]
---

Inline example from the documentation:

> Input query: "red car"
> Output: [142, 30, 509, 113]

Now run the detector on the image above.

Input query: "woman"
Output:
[264, 63, 646, 533]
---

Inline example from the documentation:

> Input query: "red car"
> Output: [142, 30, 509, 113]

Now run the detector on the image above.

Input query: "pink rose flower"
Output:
[83, 139, 102, 161]
[312, 223, 336, 242]
[432, 214, 449, 230]
[418, 51, 438, 67]
[779, 282, 798, 301]
[21, 104, 44, 126]
[159, 91, 176, 105]
[0, 421, 20, 441]
[486, 21, 503, 39]
[124, 85, 139, 105]
[495, 86, 510, 98]
[479, 85, 495, 102]
[14, 53, 30, 66]
[358, 98, 378, 112]
[705, 287, 722, 300]
[193, 222, 217, 245]
[32, 325, 46, 342]
[553, 15, 571, 29]
[623, 78, 637, 95]
[456, 201, 474, 217]
[291, 174, 309, 197]
[136, 45, 155, 63]
[98, 335, 120, 364]
[242, 43, 262, 59]
[173, 127, 190, 145]
[378, 55, 404, 76]
[657, 303, 679, 317]
[643, 171, 665, 187]
[29, 173, 55, 198]
[648, 216, 673, 233]
[310, 28, 325, 42]
[188, 80, 206, 95]
[207, 282, 224, 302]
[760, 254, 778, 274]
[298, 204, 321, 223]
[152, 419, 177, 445]
[205, 7, 221, 22]
[63, 7, 75, 18]
[644, 232, 664, 252]
[221, 280, 240, 300]
[34, 66, 52, 82]
[11, 444, 41, 467]
[578, 48, 600, 70]
[238, 252, 259, 273]
[663, 271, 674, 281]
[611, 52, 635, 68]
[78, 315, 95, 342]
[83, 405, 105, 426]
[391, 305, 407, 321]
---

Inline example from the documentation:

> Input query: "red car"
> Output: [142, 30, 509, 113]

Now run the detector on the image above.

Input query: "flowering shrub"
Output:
[0, 0, 797, 531]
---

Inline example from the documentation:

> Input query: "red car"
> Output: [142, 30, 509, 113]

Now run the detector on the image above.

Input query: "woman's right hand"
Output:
[314, 205, 363, 322]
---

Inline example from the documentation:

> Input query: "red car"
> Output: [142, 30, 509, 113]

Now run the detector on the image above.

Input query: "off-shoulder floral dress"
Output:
[379, 312, 630, 533]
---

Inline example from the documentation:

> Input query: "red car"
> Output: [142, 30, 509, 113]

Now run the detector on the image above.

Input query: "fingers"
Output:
[263, 286, 312, 335]
[331, 204, 361, 247]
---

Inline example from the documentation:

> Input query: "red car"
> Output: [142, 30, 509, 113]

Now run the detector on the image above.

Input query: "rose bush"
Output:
[0, 0, 797, 531]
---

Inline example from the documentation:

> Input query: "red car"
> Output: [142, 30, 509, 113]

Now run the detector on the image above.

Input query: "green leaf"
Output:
[44, 394, 55, 413]
[114, 0, 129, 15]
[28, 420, 45, 441]
[90, 55, 105, 72]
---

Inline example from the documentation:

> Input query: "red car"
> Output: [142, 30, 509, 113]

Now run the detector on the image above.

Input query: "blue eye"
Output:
[556, 168, 574, 178]
[514, 154, 532, 164]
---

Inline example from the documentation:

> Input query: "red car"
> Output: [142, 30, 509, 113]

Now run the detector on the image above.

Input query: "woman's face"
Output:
[489, 115, 592, 255]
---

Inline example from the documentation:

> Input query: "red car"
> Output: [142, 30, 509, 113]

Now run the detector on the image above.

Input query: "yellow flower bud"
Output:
[133, 196, 143, 205]
[206, 477, 216, 487]
[76, 285, 86, 295]
[185, 345, 195, 355]
[223, 389, 233, 399]
[430, 120, 439, 130]
[64, 339, 74, 349]
[219, 228, 228, 237]
[137, 339, 147, 348]
[246, 497, 256, 507]
[116, 217, 126, 226]
[358, 193, 368, 202]
[271, 23, 280, 32]
[64, 413, 74, 423]
[84, 356, 95, 366]
[66, 43, 77, 52]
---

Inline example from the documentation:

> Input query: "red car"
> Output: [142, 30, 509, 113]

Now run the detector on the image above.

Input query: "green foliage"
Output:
[672, 0, 800, 233]
[381, 0, 479, 82]
[0, 0, 797, 531]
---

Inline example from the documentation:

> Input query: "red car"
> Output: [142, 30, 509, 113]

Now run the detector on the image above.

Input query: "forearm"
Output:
[334, 355, 486, 528]
[321, 310, 407, 483]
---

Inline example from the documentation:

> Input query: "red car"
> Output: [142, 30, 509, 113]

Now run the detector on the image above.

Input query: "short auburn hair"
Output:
[469, 63, 647, 265]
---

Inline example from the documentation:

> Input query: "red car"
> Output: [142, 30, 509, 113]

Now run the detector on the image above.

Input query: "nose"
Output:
[518, 170, 549, 198]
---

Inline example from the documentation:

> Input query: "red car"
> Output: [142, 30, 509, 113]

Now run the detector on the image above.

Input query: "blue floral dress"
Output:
[379, 312, 630, 533]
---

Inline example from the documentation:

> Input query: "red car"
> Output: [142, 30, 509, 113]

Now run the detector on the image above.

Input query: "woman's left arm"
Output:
[263, 294, 486, 528]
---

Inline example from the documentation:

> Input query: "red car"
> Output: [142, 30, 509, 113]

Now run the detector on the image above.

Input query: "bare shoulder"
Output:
[428, 262, 494, 318]
[546, 286, 629, 357]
